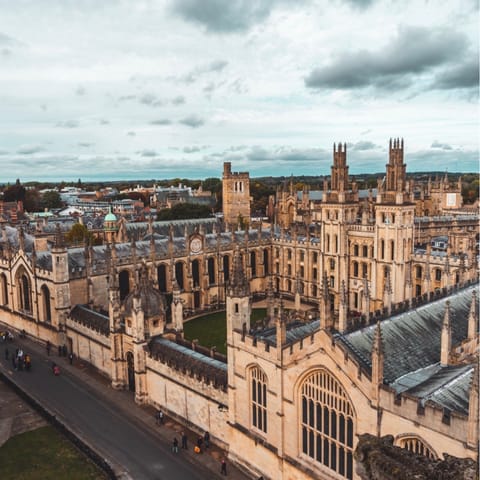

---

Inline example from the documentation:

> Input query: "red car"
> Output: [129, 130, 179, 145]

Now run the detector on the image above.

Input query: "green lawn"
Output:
[184, 308, 267, 355]
[0, 426, 108, 480]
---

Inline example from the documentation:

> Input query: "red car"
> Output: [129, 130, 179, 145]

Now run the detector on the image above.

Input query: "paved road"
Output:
[0, 338, 220, 480]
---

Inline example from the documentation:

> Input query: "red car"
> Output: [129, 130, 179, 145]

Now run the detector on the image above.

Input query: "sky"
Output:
[0, 0, 478, 182]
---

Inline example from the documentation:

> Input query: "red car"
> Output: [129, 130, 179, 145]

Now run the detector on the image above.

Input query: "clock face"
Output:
[190, 237, 202, 254]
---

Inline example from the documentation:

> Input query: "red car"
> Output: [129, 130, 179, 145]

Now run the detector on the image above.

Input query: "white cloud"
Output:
[0, 0, 476, 181]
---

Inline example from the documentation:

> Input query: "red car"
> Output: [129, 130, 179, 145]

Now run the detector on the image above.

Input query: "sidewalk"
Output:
[0, 329, 251, 480]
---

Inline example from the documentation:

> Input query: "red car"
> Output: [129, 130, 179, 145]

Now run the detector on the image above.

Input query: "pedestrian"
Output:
[69, 353, 73, 365]
[62, 344, 67, 357]
[5, 347, 8, 360]
[196, 437, 203, 453]
[46, 341, 51, 356]
[172, 437, 179, 453]
[24, 354, 31, 371]
[12, 356, 17, 371]
[204, 431, 210, 449]
[220, 459, 227, 475]
[181, 431, 188, 449]
[159, 410, 164, 424]
[58, 345, 62, 356]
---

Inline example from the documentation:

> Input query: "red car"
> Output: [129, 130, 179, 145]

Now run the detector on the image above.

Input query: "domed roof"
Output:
[104, 209, 117, 222]
[122, 265, 165, 319]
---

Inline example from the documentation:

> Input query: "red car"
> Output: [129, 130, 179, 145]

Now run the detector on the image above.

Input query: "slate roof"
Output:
[254, 320, 320, 347]
[335, 283, 479, 415]
[149, 337, 227, 389]
[69, 305, 110, 336]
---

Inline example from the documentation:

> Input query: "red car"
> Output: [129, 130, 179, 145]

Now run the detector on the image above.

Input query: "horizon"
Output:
[0, 1, 478, 182]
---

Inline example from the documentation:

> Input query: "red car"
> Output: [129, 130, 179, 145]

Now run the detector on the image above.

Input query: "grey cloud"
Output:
[183, 145, 209, 153]
[76, 86, 86, 96]
[305, 26, 468, 91]
[56, 120, 79, 128]
[2, 48, 10, 56]
[343, 0, 374, 8]
[0, 32, 23, 46]
[171, 95, 186, 105]
[99, 119, 110, 125]
[172, 0, 275, 33]
[126, 131, 136, 136]
[352, 141, 379, 151]
[179, 115, 205, 128]
[0, 150, 9, 155]
[119, 95, 137, 101]
[181, 59, 229, 84]
[17, 145, 45, 155]
[140, 93, 164, 107]
[433, 57, 479, 90]
[140, 149, 157, 157]
[78, 142, 93, 147]
[431, 140, 452, 150]
[150, 119, 172, 125]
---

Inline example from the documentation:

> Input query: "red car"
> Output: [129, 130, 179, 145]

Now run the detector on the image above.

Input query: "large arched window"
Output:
[207, 257, 215, 285]
[263, 249, 269, 275]
[0, 273, 8, 305]
[157, 264, 167, 292]
[250, 366, 267, 433]
[300, 369, 354, 479]
[250, 251, 257, 277]
[398, 436, 437, 459]
[175, 262, 185, 290]
[21, 275, 32, 312]
[41, 285, 51, 323]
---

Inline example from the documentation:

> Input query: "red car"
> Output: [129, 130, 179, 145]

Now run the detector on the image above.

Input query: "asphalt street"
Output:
[0, 336, 226, 480]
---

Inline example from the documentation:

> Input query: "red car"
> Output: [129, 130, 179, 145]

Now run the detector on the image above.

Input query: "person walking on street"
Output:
[69, 353, 73, 365]
[172, 437, 179, 453]
[181, 431, 188, 449]
[220, 459, 227, 475]
[46, 341, 51, 356]
[204, 431, 210, 449]
[196, 437, 203, 453]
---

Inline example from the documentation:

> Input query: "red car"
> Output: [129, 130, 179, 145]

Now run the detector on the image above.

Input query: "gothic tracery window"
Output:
[250, 366, 267, 433]
[398, 436, 436, 459]
[301, 369, 354, 479]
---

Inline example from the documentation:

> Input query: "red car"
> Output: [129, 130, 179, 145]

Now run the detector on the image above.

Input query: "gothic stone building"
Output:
[0, 139, 478, 480]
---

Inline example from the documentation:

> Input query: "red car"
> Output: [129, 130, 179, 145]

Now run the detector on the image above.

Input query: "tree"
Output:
[157, 203, 212, 221]
[41, 191, 63, 210]
[24, 189, 41, 212]
[3, 179, 26, 202]
[64, 223, 96, 246]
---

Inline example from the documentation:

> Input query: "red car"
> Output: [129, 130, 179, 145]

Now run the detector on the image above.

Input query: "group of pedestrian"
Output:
[1, 330, 14, 342]
[6, 347, 32, 371]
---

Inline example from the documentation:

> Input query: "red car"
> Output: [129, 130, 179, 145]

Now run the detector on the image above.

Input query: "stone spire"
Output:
[440, 301, 452, 366]
[467, 290, 478, 340]
[467, 362, 479, 448]
[227, 244, 249, 297]
[371, 321, 384, 404]
[338, 280, 348, 332]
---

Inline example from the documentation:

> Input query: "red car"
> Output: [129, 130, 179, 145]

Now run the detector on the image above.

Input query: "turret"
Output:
[440, 301, 452, 366]
[371, 321, 384, 405]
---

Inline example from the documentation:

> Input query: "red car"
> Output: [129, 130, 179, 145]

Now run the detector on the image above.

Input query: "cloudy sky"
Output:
[0, 0, 478, 182]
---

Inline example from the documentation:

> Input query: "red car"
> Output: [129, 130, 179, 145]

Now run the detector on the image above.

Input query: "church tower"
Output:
[374, 139, 415, 308]
[320, 143, 359, 330]
[51, 224, 71, 346]
[222, 162, 251, 227]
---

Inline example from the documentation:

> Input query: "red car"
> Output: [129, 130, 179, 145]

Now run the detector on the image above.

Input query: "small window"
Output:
[235, 303, 239, 313]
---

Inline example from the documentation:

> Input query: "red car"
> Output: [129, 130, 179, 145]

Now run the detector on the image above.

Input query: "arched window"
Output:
[175, 262, 185, 290]
[250, 366, 267, 433]
[250, 251, 257, 277]
[207, 257, 215, 285]
[119, 270, 130, 300]
[263, 249, 269, 275]
[157, 264, 167, 292]
[19, 274, 32, 313]
[353, 262, 359, 277]
[223, 255, 230, 282]
[398, 436, 436, 459]
[300, 369, 354, 479]
[0, 273, 8, 305]
[380, 240, 385, 259]
[353, 244, 359, 256]
[41, 285, 51, 323]
[362, 245, 368, 257]
[191, 259, 200, 288]
[326, 234, 330, 252]
[390, 240, 395, 261]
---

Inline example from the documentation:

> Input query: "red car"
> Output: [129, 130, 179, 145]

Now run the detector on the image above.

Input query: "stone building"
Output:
[222, 161, 251, 227]
[0, 139, 478, 479]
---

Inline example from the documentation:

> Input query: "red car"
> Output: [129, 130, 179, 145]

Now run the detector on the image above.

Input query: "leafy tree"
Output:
[157, 203, 212, 221]
[24, 189, 41, 212]
[202, 177, 222, 194]
[3, 179, 26, 202]
[41, 191, 63, 210]
[64, 223, 96, 246]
